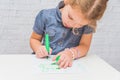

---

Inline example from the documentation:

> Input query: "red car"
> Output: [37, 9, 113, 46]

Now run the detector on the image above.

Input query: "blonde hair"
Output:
[66, 0, 108, 31]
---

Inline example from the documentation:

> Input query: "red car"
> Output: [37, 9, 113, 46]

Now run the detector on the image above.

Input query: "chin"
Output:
[64, 25, 70, 28]
[63, 24, 70, 28]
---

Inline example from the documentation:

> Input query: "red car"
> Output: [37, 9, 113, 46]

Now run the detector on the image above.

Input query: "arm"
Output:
[52, 33, 93, 68]
[72, 33, 93, 59]
[30, 32, 52, 58]
[30, 31, 43, 52]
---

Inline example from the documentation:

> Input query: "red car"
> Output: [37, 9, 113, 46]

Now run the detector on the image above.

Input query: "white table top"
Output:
[0, 54, 120, 80]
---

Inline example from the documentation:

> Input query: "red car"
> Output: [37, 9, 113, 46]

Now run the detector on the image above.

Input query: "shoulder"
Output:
[35, 8, 56, 23]
[82, 25, 94, 34]
[37, 8, 57, 17]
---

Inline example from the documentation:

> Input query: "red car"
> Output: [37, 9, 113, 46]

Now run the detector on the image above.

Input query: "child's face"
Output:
[61, 5, 89, 28]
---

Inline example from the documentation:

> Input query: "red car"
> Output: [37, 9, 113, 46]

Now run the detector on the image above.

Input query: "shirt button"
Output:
[58, 40, 63, 46]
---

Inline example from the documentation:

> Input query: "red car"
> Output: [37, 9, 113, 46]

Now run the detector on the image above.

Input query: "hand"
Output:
[35, 45, 52, 58]
[52, 48, 73, 69]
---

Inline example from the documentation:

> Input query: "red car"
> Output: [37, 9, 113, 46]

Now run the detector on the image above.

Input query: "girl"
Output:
[30, 0, 108, 69]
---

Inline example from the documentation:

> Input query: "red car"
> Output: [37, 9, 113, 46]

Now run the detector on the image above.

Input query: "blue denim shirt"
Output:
[33, 1, 94, 55]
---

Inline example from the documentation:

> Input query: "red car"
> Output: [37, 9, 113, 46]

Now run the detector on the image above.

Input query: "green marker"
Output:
[55, 55, 61, 69]
[51, 55, 61, 65]
[56, 55, 60, 62]
[45, 34, 50, 59]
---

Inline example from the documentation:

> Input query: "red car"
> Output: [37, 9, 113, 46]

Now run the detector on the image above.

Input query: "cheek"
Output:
[62, 19, 75, 28]
[66, 22, 75, 28]
[69, 21, 76, 26]
[62, 18, 70, 25]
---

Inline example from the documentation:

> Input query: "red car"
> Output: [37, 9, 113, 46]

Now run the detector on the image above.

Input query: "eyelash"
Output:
[68, 15, 73, 20]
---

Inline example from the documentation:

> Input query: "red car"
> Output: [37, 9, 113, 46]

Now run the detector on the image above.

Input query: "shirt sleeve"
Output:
[33, 10, 45, 35]
[83, 25, 94, 34]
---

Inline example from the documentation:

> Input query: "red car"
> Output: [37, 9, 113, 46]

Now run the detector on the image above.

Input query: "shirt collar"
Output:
[55, 1, 65, 23]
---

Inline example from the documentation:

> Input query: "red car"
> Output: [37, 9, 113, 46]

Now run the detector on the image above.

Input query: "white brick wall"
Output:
[90, 0, 120, 71]
[0, 0, 120, 71]
[0, 0, 61, 54]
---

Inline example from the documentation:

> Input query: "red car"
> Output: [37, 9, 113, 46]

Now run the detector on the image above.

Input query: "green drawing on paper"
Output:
[38, 56, 61, 72]
[39, 63, 60, 72]
[51, 62, 57, 65]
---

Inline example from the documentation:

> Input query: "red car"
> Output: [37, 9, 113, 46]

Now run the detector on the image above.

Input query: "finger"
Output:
[49, 48, 52, 55]
[57, 55, 65, 64]
[63, 61, 69, 69]
[59, 58, 67, 68]
[39, 47, 45, 57]
[36, 52, 40, 58]
[36, 51, 42, 58]
[41, 46, 48, 57]
[37, 46, 44, 56]
[68, 62, 72, 67]
[52, 53, 62, 61]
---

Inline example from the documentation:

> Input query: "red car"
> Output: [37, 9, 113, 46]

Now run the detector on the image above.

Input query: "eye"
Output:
[68, 14, 73, 20]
